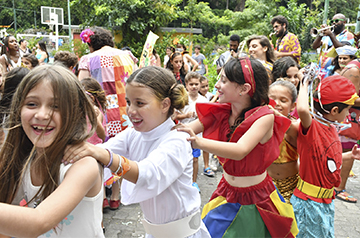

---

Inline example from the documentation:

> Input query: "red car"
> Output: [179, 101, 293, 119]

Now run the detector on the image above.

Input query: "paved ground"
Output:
[103, 158, 360, 238]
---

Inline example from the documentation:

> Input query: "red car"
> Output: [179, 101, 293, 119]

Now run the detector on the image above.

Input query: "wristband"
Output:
[117, 156, 131, 177]
[114, 154, 122, 174]
[104, 149, 113, 168]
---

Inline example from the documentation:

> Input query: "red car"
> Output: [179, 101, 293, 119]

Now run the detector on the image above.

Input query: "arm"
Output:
[341, 67, 360, 93]
[185, 54, 198, 72]
[0, 56, 7, 72]
[94, 107, 106, 142]
[0, 157, 101, 237]
[342, 144, 360, 161]
[178, 114, 274, 161]
[205, 64, 208, 75]
[78, 69, 91, 80]
[38, 52, 47, 64]
[173, 111, 194, 121]
[312, 35, 323, 49]
[297, 81, 312, 131]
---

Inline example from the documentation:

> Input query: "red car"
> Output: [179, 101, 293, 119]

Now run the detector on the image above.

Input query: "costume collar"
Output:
[141, 117, 174, 141]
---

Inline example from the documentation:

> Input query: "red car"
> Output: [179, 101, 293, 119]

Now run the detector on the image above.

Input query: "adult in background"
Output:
[0, 35, 21, 72]
[216, 34, 241, 74]
[18, 39, 32, 57]
[78, 26, 138, 210]
[35, 40, 49, 65]
[327, 46, 357, 77]
[247, 35, 276, 81]
[312, 13, 354, 77]
[192, 45, 208, 75]
[271, 15, 301, 64]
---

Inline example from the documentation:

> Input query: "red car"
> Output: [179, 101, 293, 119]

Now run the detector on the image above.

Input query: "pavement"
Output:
[103, 157, 360, 238]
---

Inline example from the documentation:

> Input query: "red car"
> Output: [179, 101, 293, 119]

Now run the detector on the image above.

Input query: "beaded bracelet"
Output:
[104, 149, 113, 168]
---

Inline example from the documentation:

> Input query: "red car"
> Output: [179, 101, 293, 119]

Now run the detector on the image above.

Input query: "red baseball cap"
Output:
[315, 75, 358, 105]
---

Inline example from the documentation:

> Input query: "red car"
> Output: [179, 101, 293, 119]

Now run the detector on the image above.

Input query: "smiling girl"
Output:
[0, 65, 104, 237]
[63, 66, 211, 238]
[267, 80, 299, 203]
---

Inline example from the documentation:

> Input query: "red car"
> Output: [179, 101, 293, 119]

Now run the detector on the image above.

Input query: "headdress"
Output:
[80, 29, 94, 44]
[239, 57, 256, 97]
[335, 46, 358, 56]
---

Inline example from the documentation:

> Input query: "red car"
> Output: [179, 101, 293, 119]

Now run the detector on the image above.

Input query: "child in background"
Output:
[63, 66, 211, 238]
[166, 51, 187, 87]
[0, 65, 104, 237]
[175, 72, 212, 192]
[267, 80, 299, 203]
[293, 75, 360, 237]
[177, 58, 298, 237]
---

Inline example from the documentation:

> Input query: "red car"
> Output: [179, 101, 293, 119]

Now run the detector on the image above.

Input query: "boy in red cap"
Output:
[292, 75, 360, 237]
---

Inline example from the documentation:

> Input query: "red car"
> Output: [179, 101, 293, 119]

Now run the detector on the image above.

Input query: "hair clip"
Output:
[80, 29, 94, 43]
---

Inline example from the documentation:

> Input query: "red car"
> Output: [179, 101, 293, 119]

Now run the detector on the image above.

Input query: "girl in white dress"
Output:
[63, 66, 211, 238]
[0, 65, 104, 237]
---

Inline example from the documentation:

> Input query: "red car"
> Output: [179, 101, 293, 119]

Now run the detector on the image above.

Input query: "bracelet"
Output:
[117, 156, 131, 177]
[104, 149, 113, 168]
[114, 154, 122, 174]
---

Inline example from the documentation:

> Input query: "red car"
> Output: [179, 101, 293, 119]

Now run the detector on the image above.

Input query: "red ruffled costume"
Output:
[198, 103, 298, 238]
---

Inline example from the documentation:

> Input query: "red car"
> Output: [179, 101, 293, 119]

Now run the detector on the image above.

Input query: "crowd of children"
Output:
[1, 26, 360, 238]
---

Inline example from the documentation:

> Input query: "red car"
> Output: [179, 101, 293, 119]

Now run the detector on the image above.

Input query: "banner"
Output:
[139, 31, 159, 68]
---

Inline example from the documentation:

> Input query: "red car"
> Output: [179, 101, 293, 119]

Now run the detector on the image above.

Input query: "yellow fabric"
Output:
[296, 177, 334, 199]
[272, 173, 299, 203]
[270, 190, 299, 236]
[342, 93, 359, 105]
[273, 139, 298, 164]
[201, 196, 228, 219]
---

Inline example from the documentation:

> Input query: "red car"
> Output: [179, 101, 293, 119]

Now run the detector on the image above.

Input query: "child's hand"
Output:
[176, 124, 201, 149]
[62, 142, 98, 165]
[351, 144, 360, 160]
[187, 111, 195, 118]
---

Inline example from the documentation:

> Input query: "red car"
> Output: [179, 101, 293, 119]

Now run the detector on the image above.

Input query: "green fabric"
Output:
[223, 204, 271, 238]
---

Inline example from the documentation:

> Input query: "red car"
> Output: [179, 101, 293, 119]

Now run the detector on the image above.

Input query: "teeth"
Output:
[33, 126, 51, 130]
[132, 119, 141, 123]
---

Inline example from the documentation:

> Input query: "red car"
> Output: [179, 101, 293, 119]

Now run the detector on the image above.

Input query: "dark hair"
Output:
[54, 51, 78, 69]
[37, 40, 49, 61]
[121, 46, 131, 51]
[272, 56, 300, 83]
[0, 35, 17, 68]
[127, 66, 188, 118]
[166, 52, 186, 76]
[0, 67, 30, 120]
[185, 72, 201, 84]
[224, 58, 269, 139]
[166, 46, 175, 52]
[230, 34, 241, 43]
[200, 75, 208, 83]
[89, 27, 114, 51]
[313, 90, 349, 115]
[81, 77, 107, 113]
[194, 45, 201, 50]
[270, 80, 298, 103]
[246, 35, 276, 63]
[19, 39, 26, 45]
[22, 53, 39, 68]
[271, 15, 289, 29]
[329, 55, 357, 76]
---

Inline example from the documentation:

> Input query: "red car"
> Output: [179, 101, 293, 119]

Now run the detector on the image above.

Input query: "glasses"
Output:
[330, 19, 345, 24]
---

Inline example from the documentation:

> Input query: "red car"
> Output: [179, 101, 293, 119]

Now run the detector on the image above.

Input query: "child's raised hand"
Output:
[62, 141, 98, 165]
[351, 144, 360, 160]
[176, 124, 201, 149]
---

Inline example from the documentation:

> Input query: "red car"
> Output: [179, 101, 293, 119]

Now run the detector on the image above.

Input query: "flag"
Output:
[139, 31, 159, 68]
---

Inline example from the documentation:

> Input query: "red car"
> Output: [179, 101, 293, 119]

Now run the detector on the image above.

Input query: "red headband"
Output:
[239, 57, 256, 97]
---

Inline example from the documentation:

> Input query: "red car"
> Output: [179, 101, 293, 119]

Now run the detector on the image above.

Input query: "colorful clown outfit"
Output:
[275, 32, 301, 63]
[197, 103, 298, 238]
[291, 75, 359, 238]
[78, 46, 138, 137]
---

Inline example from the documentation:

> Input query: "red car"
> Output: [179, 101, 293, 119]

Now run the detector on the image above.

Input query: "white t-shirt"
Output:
[99, 118, 210, 238]
[180, 94, 208, 125]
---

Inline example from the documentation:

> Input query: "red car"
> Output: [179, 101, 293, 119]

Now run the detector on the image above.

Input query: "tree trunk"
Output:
[234, 0, 246, 12]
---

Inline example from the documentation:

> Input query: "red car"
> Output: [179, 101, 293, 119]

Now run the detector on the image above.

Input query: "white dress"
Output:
[100, 117, 210, 238]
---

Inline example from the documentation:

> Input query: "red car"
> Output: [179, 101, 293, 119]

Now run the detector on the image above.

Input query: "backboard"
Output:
[41, 6, 64, 25]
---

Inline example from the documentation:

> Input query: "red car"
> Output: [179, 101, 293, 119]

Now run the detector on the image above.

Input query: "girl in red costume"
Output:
[177, 57, 298, 237]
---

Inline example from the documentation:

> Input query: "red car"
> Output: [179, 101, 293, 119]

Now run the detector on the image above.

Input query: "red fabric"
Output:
[239, 57, 256, 97]
[295, 119, 342, 204]
[197, 103, 291, 176]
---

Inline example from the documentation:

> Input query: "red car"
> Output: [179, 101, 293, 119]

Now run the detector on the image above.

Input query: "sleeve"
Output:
[289, 34, 301, 61]
[78, 55, 90, 71]
[97, 127, 132, 158]
[121, 132, 192, 204]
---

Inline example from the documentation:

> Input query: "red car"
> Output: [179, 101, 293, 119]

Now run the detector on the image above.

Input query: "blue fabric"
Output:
[290, 195, 334, 238]
[192, 148, 201, 157]
[203, 202, 241, 238]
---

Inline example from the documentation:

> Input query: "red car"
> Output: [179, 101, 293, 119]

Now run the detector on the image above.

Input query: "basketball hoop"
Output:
[49, 24, 54, 31]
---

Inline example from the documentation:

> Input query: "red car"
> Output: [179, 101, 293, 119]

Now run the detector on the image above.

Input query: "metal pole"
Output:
[68, 0, 72, 46]
[34, 11, 37, 29]
[356, 4, 360, 34]
[12, 0, 17, 32]
[323, 0, 329, 24]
